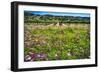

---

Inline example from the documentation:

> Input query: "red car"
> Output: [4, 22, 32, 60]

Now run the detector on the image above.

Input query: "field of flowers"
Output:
[24, 23, 90, 62]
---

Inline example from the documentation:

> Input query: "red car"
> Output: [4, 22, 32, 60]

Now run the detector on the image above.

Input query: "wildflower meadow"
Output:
[24, 11, 90, 62]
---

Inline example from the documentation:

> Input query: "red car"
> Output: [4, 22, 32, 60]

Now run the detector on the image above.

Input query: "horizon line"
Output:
[24, 11, 90, 17]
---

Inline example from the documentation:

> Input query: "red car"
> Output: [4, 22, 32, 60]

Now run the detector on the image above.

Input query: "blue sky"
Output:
[25, 11, 90, 17]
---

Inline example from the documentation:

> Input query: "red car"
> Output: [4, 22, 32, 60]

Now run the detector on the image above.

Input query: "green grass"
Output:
[24, 24, 90, 61]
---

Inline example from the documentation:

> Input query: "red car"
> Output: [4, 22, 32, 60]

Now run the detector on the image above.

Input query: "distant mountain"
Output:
[24, 11, 90, 23]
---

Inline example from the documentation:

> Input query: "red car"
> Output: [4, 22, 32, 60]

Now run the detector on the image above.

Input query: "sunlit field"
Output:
[24, 23, 90, 62]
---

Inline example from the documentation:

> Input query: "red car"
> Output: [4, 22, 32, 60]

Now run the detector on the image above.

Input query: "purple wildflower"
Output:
[31, 53, 37, 56]
[31, 58, 35, 61]
[36, 54, 44, 58]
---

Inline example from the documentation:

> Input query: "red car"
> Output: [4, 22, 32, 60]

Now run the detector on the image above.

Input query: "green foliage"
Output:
[24, 48, 30, 56]
[24, 15, 90, 24]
